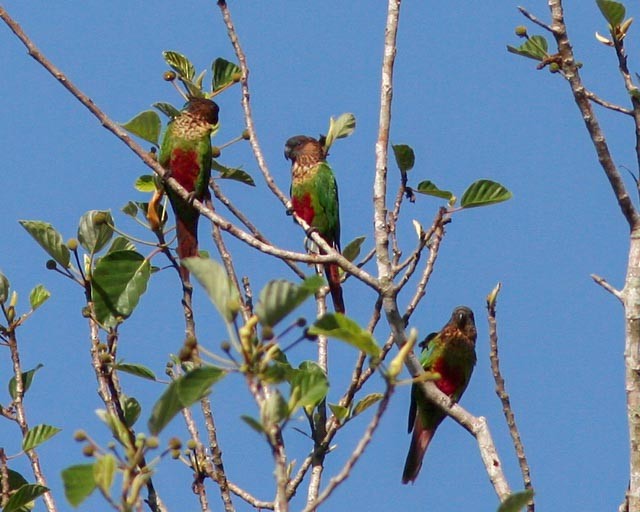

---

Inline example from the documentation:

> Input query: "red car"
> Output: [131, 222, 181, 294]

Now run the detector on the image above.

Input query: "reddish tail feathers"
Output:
[324, 262, 345, 314]
[402, 419, 435, 484]
[176, 215, 199, 281]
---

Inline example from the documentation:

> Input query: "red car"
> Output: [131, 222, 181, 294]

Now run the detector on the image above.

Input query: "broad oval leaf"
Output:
[596, 0, 625, 27]
[0, 469, 28, 493]
[115, 362, 156, 381]
[309, 313, 380, 356]
[121, 201, 139, 218]
[108, 236, 136, 254]
[96, 410, 132, 449]
[9, 364, 44, 400]
[153, 102, 181, 119]
[61, 464, 96, 507]
[261, 388, 289, 426]
[163, 50, 196, 81]
[19, 220, 70, 268]
[78, 210, 114, 254]
[211, 160, 255, 186]
[121, 395, 142, 427]
[93, 454, 116, 493]
[182, 257, 241, 323]
[0, 272, 10, 304]
[342, 236, 366, 263]
[497, 490, 535, 512]
[148, 366, 227, 435]
[134, 175, 156, 193]
[212, 57, 241, 93]
[289, 361, 329, 412]
[29, 284, 50, 310]
[3, 483, 48, 512]
[507, 35, 549, 62]
[352, 393, 384, 418]
[415, 181, 453, 200]
[460, 179, 512, 209]
[91, 250, 151, 329]
[255, 275, 324, 328]
[120, 110, 161, 146]
[324, 113, 356, 151]
[392, 144, 415, 172]
[22, 424, 61, 452]
[328, 403, 349, 423]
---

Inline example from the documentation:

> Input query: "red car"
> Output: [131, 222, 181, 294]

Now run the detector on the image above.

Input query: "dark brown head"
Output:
[184, 97, 220, 126]
[450, 306, 477, 341]
[284, 135, 324, 165]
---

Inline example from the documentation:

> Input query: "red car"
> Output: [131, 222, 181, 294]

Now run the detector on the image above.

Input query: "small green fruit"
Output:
[212, 146, 221, 158]
[515, 25, 528, 37]
[46, 260, 57, 270]
[67, 238, 79, 251]
[241, 129, 250, 140]
[164, 70, 177, 81]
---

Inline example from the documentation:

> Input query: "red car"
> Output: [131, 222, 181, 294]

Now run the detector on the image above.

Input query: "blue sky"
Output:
[0, 1, 633, 511]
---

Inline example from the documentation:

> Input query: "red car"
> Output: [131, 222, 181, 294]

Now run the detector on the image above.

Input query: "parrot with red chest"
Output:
[402, 306, 477, 484]
[285, 135, 345, 313]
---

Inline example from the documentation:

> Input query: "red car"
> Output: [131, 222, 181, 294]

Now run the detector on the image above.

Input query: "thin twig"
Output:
[300, 382, 394, 512]
[591, 273, 623, 301]
[487, 284, 534, 511]
[517, 6, 553, 33]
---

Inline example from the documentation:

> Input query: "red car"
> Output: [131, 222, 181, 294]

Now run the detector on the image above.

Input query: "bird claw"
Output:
[286, 207, 294, 216]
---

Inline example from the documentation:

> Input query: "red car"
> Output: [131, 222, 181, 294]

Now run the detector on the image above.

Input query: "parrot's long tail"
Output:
[176, 215, 199, 282]
[324, 262, 345, 314]
[402, 420, 434, 484]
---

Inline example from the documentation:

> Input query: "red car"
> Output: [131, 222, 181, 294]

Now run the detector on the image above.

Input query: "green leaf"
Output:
[392, 144, 415, 172]
[3, 483, 48, 512]
[153, 102, 181, 119]
[115, 362, 156, 381]
[261, 388, 289, 426]
[148, 366, 227, 435]
[241, 415, 265, 434]
[342, 236, 366, 263]
[289, 361, 329, 412]
[96, 410, 132, 449]
[255, 275, 324, 328]
[120, 110, 161, 146]
[182, 257, 241, 323]
[121, 201, 139, 218]
[134, 175, 156, 193]
[596, 0, 625, 26]
[212, 57, 241, 93]
[19, 220, 70, 268]
[328, 403, 349, 422]
[0, 272, 9, 304]
[91, 250, 151, 328]
[211, 160, 255, 186]
[497, 490, 535, 512]
[324, 113, 356, 151]
[507, 35, 549, 61]
[460, 179, 512, 208]
[163, 50, 196, 81]
[108, 237, 136, 254]
[9, 364, 44, 400]
[77, 210, 114, 254]
[352, 393, 384, 418]
[22, 424, 61, 452]
[93, 454, 116, 494]
[415, 181, 454, 200]
[62, 464, 96, 507]
[29, 284, 50, 311]
[121, 396, 141, 427]
[0, 469, 28, 493]
[309, 313, 380, 356]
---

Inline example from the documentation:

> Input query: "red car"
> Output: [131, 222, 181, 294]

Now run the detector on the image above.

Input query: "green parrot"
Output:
[284, 135, 345, 313]
[152, 97, 219, 280]
[402, 306, 477, 484]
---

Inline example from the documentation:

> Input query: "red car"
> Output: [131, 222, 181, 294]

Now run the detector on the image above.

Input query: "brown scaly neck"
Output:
[171, 112, 214, 140]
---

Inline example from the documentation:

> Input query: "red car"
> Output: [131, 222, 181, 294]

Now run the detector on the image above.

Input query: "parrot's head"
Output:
[451, 306, 476, 341]
[284, 135, 323, 164]
[184, 97, 220, 127]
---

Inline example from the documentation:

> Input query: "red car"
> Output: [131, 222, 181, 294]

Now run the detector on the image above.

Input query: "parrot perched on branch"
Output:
[284, 135, 345, 314]
[154, 97, 219, 280]
[402, 306, 477, 484]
